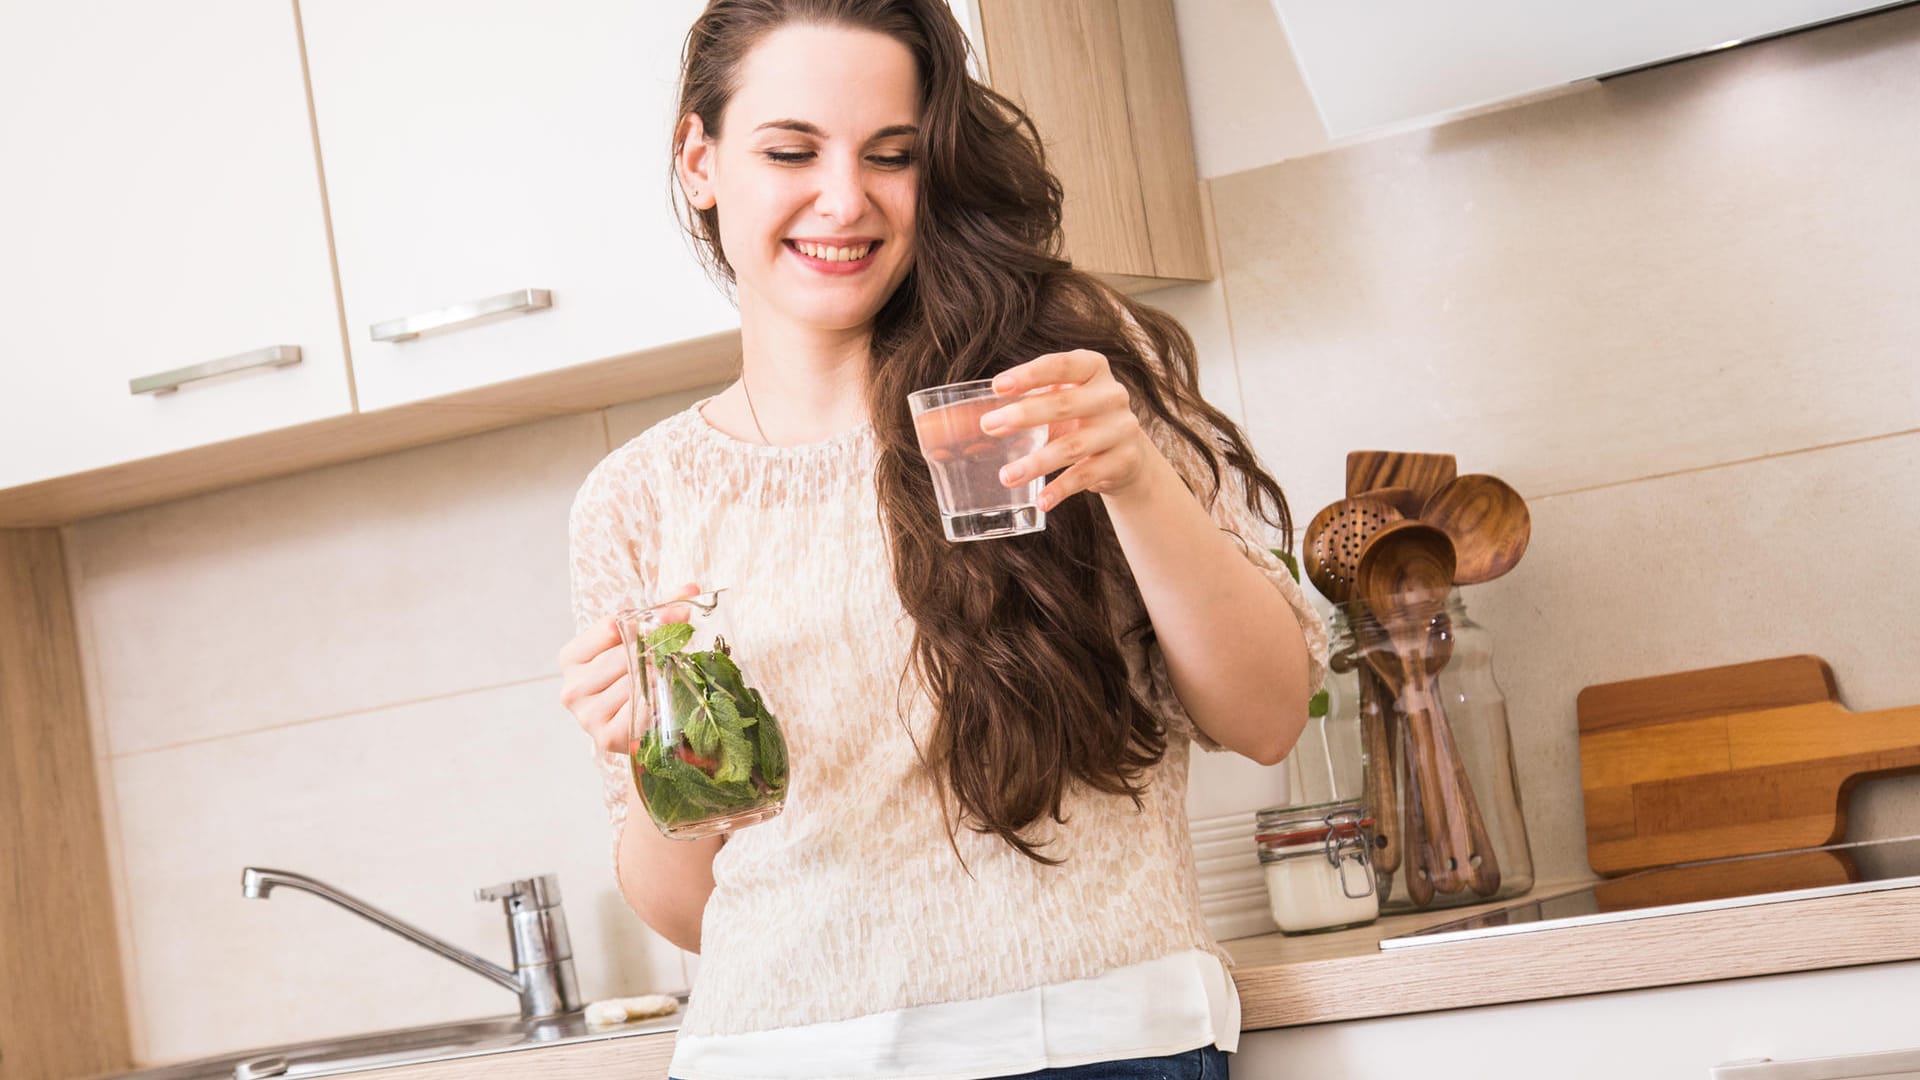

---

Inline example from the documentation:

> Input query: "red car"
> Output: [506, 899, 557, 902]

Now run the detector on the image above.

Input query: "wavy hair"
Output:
[671, 0, 1293, 864]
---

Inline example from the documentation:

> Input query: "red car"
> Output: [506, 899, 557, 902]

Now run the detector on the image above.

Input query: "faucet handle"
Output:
[475, 874, 561, 910]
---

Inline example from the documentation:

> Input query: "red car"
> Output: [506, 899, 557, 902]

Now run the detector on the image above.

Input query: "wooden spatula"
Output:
[1578, 655, 1920, 876]
[1345, 450, 1457, 503]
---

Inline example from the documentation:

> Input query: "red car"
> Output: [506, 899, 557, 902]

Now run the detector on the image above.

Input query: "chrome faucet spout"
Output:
[240, 867, 580, 1017]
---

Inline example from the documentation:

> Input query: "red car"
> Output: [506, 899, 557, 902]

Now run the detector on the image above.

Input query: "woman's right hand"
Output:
[558, 582, 701, 754]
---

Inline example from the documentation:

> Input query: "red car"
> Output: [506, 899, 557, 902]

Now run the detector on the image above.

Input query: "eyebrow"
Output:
[752, 119, 920, 141]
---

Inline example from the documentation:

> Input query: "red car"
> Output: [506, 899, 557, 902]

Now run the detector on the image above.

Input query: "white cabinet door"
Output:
[0, 1, 352, 489]
[300, 0, 741, 412]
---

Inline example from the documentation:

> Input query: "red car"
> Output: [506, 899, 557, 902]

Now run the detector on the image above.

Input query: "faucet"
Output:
[241, 868, 582, 1019]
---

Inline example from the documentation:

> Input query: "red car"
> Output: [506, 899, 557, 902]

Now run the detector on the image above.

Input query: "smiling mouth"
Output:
[784, 239, 881, 265]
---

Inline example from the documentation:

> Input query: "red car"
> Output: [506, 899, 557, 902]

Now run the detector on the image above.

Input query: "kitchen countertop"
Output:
[354, 878, 1920, 1077]
[1222, 874, 1920, 1029]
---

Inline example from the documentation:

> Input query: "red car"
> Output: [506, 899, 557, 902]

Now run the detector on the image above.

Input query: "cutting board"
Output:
[1578, 655, 1920, 876]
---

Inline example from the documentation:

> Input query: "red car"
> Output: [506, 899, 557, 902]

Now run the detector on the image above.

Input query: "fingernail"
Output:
[993, 375, 1012, 393]
[980, 411, 1004, 433]
[999, 465, 1020, 485]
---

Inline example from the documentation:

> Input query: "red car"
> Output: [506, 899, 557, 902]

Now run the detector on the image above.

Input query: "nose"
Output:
[812, 151, 873, 226]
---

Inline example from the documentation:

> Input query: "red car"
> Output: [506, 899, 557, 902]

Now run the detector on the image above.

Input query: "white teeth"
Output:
[793, 241, 873, 261]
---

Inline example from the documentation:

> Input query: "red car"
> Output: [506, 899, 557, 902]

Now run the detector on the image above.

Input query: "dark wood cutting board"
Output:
[1578, 655, 1920, 876]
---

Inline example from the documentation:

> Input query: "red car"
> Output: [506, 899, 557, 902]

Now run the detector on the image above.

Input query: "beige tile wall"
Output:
[55, 3, 1920, 1065]
[1196, 6, 1920, 886]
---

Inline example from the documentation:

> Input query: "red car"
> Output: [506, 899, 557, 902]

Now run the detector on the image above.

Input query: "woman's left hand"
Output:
[978, 349, 1159, 511]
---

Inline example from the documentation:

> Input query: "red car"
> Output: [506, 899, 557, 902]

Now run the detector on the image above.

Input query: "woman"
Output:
[557, 2, 1328, 1077]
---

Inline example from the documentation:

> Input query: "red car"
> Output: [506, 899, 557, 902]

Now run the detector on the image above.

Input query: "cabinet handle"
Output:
[369, 287, 553, 343]
[129, 345, 303, 396]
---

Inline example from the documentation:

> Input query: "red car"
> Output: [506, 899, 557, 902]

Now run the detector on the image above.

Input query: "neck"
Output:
[736, 297, 874, 445]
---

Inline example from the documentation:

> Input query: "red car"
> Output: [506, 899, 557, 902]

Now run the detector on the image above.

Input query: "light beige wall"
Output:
[1163, 4, 1920, 888]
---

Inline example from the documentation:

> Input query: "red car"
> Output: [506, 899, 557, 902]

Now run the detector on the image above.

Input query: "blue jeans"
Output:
[669, 1044, 1231, 1080]
[994, 1045, 1230, 1079]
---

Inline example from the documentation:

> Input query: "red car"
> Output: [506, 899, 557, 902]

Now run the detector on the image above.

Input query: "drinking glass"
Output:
[907, 379, 1048, 542]
[614, 587, 788, 839]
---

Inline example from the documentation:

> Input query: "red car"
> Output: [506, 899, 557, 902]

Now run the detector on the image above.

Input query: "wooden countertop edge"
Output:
[1224, 884, 1920, 1030]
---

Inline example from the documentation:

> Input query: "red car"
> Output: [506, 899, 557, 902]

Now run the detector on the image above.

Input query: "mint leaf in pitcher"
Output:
[644, 621, 695, 663]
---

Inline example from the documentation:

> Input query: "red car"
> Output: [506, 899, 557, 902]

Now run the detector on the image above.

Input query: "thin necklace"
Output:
[740, 364, 771, 445]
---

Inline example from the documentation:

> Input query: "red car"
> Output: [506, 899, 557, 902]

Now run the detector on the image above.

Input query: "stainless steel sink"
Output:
[102, 1004, 684, 1080]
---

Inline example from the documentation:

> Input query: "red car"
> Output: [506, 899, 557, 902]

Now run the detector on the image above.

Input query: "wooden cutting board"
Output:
[1578, 655, 1920, 876]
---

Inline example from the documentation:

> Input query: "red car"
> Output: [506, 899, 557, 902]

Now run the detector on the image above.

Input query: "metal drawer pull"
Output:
[370, 287, 552, 343]
[129, 345, 303, 396]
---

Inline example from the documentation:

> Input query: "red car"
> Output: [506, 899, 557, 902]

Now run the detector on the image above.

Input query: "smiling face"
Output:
[677, 22, 922, 334]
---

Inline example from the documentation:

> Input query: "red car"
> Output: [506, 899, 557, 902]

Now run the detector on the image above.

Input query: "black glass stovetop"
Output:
[1378, 834, 1920, 949]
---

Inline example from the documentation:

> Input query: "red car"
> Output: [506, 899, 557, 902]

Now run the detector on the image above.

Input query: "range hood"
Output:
[1268, 0, 1918, 138]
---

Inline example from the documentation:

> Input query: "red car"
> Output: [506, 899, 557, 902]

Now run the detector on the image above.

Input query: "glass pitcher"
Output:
[614, 588, 788, 839]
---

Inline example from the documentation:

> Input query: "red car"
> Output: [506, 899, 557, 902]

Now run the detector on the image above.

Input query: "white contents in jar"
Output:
[1263, 855, 1379, 933]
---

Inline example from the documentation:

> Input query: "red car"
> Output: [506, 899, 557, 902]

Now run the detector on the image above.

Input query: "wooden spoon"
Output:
[1353, 520, 1477, 893]
[1419, 473, 1532, 586]
[1302, 495, 1403, 604]
[1398, 710, 1437, 907]
[1424, 613, 1503, 897]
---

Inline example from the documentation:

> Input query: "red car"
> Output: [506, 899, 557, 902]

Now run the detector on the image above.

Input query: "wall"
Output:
[1153, 0, 1920, 892]
[56, 0, 1920, 1067]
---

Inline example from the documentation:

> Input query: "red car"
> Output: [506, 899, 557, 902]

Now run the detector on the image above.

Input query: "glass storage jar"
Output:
[1329, 589, 1534, 911]
[615, 587, 788, 839]
[1254, 801, 1379, 934]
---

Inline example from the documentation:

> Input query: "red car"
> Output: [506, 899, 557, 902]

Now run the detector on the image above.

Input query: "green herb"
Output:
[628, 627, 787, 830]
[643, 621, 695, 665]
[1271, 548, 1302, 584]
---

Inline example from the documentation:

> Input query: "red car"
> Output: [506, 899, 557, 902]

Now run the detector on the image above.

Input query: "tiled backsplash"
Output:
[58, 4, 1920, 1067]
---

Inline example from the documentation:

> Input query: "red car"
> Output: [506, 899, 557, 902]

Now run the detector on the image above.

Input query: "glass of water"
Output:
[907, 379, 1049, 542]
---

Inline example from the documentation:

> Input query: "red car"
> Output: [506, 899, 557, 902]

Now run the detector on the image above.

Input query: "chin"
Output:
[788, 294, 893, 331]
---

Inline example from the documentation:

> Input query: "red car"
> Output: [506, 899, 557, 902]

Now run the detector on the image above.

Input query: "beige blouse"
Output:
[566, 395, 1328, 1038]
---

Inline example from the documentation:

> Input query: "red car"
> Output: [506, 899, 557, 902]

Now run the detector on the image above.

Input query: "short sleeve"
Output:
[1138, 412, 1332, 752]
[566, 449, 660, 880]
[1110, 305, 1330, 753]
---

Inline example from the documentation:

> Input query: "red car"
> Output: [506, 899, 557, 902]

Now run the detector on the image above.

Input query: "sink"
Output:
[102, 1004, 683, 1080]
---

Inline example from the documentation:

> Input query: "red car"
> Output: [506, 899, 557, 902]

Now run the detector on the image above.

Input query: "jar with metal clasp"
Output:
[1253, 801, 1380, 934]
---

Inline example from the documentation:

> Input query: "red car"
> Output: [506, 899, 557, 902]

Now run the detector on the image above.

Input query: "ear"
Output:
[675, 112, 718, 210]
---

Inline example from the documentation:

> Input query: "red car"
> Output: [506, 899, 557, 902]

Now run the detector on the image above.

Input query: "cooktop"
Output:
[1378, 834, 1920, 950]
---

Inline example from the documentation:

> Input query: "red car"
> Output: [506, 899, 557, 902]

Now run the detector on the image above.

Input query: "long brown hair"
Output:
[672, 0, 1293, 864]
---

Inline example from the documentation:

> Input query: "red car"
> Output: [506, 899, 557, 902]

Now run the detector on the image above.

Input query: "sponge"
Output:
[584, 993, 682, 1027]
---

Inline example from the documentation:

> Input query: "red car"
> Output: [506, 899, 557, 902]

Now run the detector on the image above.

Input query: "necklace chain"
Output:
[740, 363, 771, 445]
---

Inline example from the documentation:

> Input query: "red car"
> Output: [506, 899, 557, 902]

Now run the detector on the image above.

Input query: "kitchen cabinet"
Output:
[0, 0, 1212, 522]
[978, 0, 1211, 291]
[1268, 0, 1902, 138]
[0, 0, 353, 491]
[300, 0, 1205, 411]
[295, 0, 741, 411]
[1233, 958, 1920, 1080]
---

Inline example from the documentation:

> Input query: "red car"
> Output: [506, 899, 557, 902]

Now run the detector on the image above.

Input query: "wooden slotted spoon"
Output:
[1302, 495, 1403, 604]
